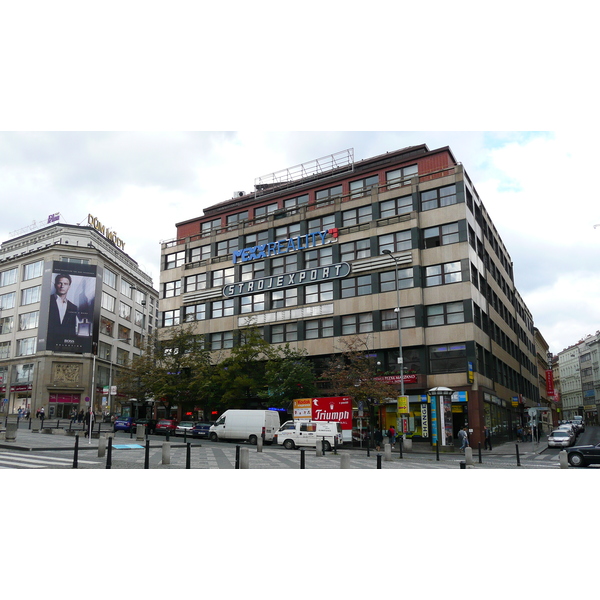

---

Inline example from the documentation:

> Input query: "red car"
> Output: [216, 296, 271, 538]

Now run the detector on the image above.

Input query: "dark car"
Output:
[191, 422, 212, 438]
[154, 419, 178, 435]
[567, 442, 600, 467]
[133, 418, 157, 434]
[114, 416, 134, 433]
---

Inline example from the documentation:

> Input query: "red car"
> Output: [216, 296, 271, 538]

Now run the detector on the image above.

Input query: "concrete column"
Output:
[257, 437, 263, 452]
[136, 425, 146, 441]
[403, 437, 413, 452]
[239, 447, 250, 468]
[98, 437, 107, 457]
[559, 450, 569, 469]
[5, 422, 17, 442]
[340, 453, 350, 469]
[465, 447, 474, 466]
[384, 443, 392, 461]
[316, 443, 323, 457]
[162, 442, 171, 465]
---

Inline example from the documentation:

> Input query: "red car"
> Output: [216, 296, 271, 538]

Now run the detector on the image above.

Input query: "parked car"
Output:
[547, 429, 574, 448]
[133, 418, 157, 434]
[175, 421, 196, 436]
[557, 423, 578, 440]
[113, 416, 134, 433]
[154, 419, 178, 435]
[567, 442, 600, 467]
[191, 422, 212, 438]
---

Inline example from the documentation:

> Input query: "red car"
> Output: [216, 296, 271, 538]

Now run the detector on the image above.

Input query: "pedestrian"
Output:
[458, 426, 469, 451]
[39, 407, 45, 423]
[388, 425, 396, 449]
[17, 407, 23, 419]
[374, 429, 383, 452]
[78, 409, 84, 423]
[484, 425, 492, 450]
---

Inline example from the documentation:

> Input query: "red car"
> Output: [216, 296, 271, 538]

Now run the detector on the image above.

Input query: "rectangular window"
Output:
[162, 310, 180, 327]
[201, 218, 221, 234]
[271, 287, 298, 309]
[163, 280, 181, 298]
[190, 245, 211, 262]
[341, 275, 372, 298]
[185, 273, 207, 293]
[216, 238, 239, 256]
[100, 317, 114, 336]
[305, 282, 334, 304]
[184, 304, 206, 322]
[271, 322, 298, 343]
[379, 231, 412, 254]
[380, 196, 413, 218]
[340, 239, 371, 262]
[211, 299, 234, 318]
[227, 211, 248, 226]
[119, 302, 132, 321]
[421, 185, 457, 211]
[0, 341, 10, 359]
[17, 337, 37, 356]
[315, 185, 343, 204]
[423, 222, 460, 248]
[0, 315, 14, 334]
[104, 268, 117, 289]
[342, 206, 372, 226]
[98, 342, 111, 361]
[379, 268, 414, 291]
[308, 214, 336, 231]
[118, 325, 131, 342]
[210, 331, 233, 350]
[23, 260, 43, 281]
[427, 302, 465, 326]
[386, 164, 418, 189]
[349, 175, 379, 199]
[21, 286, 41, 306]
[245, 230, 269, 247]
[275, 223, 301, 240]
[241, 261, 265, 282]
[165, 251, 185, 269]
[304, 317, 334, 339]
[0, 268, 18, 287]
[116, 347, 129, 366]
[283, 194, 309, 210]
[240, 293, 265, 314]
[18, 311, 39, 331]
[211, 268, 235, 288]
[120, 279, 133, 298]
[270, 254, 297, 275]
[342, 313, 373, 335]
[254, 203, 279, 219]
[304, 246, 333, 269]
[0, 292, 16, 310]
[429, 343, 467, 374]
[15, 363, 34, 383]
[425, 262, 463, 287]
[101, 292, 116, 312]
[381, 307, 416, 330]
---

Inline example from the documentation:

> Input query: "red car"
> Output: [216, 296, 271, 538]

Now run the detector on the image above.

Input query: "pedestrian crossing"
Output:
[0, 451, 99, 469]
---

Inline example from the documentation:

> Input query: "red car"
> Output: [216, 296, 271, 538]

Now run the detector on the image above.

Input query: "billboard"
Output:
[38, 260, 101, 354]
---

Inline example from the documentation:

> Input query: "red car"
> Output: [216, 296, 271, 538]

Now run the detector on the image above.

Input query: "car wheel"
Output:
[209, 432, 218, 442]
[283, 439, 295, 450]
[568, 452, 586, 467]
[323, 440, 332, 452]
[249, 435, 258, 445]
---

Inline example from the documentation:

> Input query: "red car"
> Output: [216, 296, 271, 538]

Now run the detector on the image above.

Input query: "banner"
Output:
[397, 395, 409, 413]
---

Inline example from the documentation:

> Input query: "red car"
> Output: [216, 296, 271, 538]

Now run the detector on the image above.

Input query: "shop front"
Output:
[48, 392, 81, 418]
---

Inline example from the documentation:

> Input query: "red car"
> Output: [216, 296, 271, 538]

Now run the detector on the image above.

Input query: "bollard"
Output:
[322, 438, 326, 455]
[5, 422, 17, 442]
[516, 444, 521, 467]
[333, 437, 338, 455]
[136, 425, 146, 442]
[186, 443, 191, 469]
[316, 442, 323, 457]
[366, 442, 370, 458]
[184, 430, 187, 444]
[106, 436, 113, 469]
[162, 441, 171, 465]
[460, 461, 466, 469]
[559, 450, 569, 469]
[73, 434, 79, 469]
[257, 436, 263, 453]
[384, 443, 392, 462]
[377, 453, 382, 469]
[435, 440, 440, 461]
[340, 453, 350, 469]
[300, 448, 305, 469]
[235, 445, 240, 469]
[98, 436, 107, 458]
[478, 442, 482, 464]
[398, 437, 403, 459]
[144, 439, 150, 469]
[465, 446, 474, 466]
[239, 447, 249, 469]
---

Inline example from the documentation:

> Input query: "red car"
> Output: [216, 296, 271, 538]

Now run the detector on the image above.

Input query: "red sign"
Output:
[311, 396, 353, 431]
[546, 370, 555, 396]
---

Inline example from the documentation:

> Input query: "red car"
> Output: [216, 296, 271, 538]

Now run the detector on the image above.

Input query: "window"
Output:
[162, 310, 180, 327]
[119, 302, 132, 321]
[216, 238, 239, 257]
[101, 292, 116, 312]
[0, 341, 10, 359]
[423, 222, 460, 248]
[429, 344, 467, 374]
[342, 313, 373, 335]
[135, 310, 144, 327]
[342, 206, 372, 226]
[305, 317, 334, 339]
[184, 304, 206, 322]
[341, 275, 372, 298]
[350, 175, 379, 199]
[116, 348, 129, 366]
[271, 322, 298, 343]
[245, 230, 269, 247]
[305, 282, 334, 304]
[103, 268, 117, 289]
[201, 218, 221, 234]
[211, 299, 234, 318]
[271, 254, 297, 275]
[0, 268, 18, 287]
[379, 231, 412, 254]
[254, 203, 278, 219]
[211, 268, 235, 288]
[227, 211, 248, 226]
[283, 194, 309, 210]
[98, 342, 111, 360]
[425, 262, 463, 286]
[210, 331, 233, 350]
[315, 185, 343, 204]
[340, 239, 371, 262]
[190, 245, 211, 262]
[120, 279, 133, 298]
[61, 257, 89, 265]
[240, 293, 265, 314]
[380, 196, 413, 218]
[185, 273, 207, 293]
[427, 302, 465, 326]
[386, 164, 418, 188]
[15, 363, 34, 383]
[0, 292, 15, 310]
[275, 223, 301, 240]
[308, 214, 335, 231]
[18, 311, 38, 331]
[379, 268, 414, 291]
[23, 260, 43, 281]
[381, 307, 416, 330]
[163, 280, 181, 298]
[304, 246, 333, 269]
[100, 317, 114, 336]
[17, 337, 37, 356]
[241, 261, 265, 282]
[421, 185, 457, 211]
[165, 251, 185, 269]
[118, 325, 131, 342]
[0, 315, 14, 334]
[21, 286, 41, 306]
[271, 288, 298, 309]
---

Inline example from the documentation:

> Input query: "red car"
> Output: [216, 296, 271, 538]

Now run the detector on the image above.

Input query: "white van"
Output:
[274, 420, 343, 451]
[209, 409, 280, 444]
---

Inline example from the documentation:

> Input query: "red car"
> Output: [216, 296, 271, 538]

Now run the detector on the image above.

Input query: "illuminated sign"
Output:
[232, 228, 338, 264]
[87, 214, 125, 250]
[223, 262, 351, 297]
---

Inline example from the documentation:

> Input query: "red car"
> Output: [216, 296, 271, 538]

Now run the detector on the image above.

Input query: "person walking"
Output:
[374, 429, 383, 452]
[388, 425, 396, 449]
[458, 426, 469, 451]
[484, 425, 492, 450]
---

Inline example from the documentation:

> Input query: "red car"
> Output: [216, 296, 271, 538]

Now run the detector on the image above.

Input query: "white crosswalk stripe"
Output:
[0, 452, 98, 469]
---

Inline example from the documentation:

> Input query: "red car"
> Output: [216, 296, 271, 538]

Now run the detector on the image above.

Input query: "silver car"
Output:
[547, 429, 574, 448]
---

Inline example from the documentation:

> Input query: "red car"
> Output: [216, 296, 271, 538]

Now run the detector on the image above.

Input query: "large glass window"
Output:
[349, 175, 379, 199]
[341, 276, 372, 298]
[227, 211, 248, 226]
[308, 214, 336, 231]
[162, 310, 180, 327]
[240, 293, 265, 314]
[119, 302, 132, 321]
[380, 196, 413, 218]
[342, 206, 372, 226]
[184, 304, 206, 322]
[0, 315, 14, 334]
[216, 238, 239, 256]
[0, 268, 18, 287]
[163, 280, 181, 298]
[211, 268, 235, 288]
[21, 286, 41, 306]
[275, 223, 301, 240]
[254, 203, 278, 220]
[379, 231, 412, 254]
[16, 337, 37, 356]
[190, 245, 211, 262]
[0, 292, 15, 310]
[427, 302, 465, 326]
[429, 344, 467, 374]
[18, 311, 39, 331]
[423, 222, 460, 248]
[283, 195, 309, 210]
[421, 185, 457, 211]
[103, 268, 117, 289]
[15, 363, 34, 383]
[211, 299, 234, 318]
[305, 282, 334, 304]
[201, 218, 221, 234]
[304, 317, 334, 339]
[379, 268, 414, 291]
[23, 260, 43, 281]
[101, 292, 116, 312]
[100, 317, 114, 336]
[0, 341, 10, 359]
[381, 307, 416, 330]
[386, 164, 418, 188]
[304, 246, 333, 269]
[185, 273, 207, 293]
[315, 185, 343, 204]
[270, 254, 297, 275]
[245, 230, 269, 247]
[340, 239, 370, 262]
[341, 313, 373, 335]
[210, 331, 233, 350]
[425, 262, 463, 286]
[241, 261, 265, 282]
[165, 251, 185, 269]
[271, 288, 298, 309]
[271, 322, 298, 343]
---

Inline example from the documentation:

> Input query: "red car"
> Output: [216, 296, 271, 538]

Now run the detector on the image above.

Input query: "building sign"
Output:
[546, 369, 555, 396]
[232, 228, 338, 264]
[293, 396, 352, 432]
[397, 396, 409, 413]
[374, 374, 418, 385]
[87, 214, 126, 250]
[421, 403, 429, 438]
[293, 398, 312, 419]
[223, 263, 351, 297]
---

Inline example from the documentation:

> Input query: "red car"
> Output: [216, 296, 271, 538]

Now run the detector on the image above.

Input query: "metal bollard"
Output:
[516, 444, 521, 467]
[460, 461, 466, 469]
[377, 453, 382, 469]
[478, 442, 482, 463]
[435, 441, 440, 461]
[398, 437, 403, 459]
[144, 439, 150, 469]
[333, 437, 338, 455]
[322, 438, 326, 455]
[106, 437, 113, 469]
[235, 445, 240, 469]
[73, 434, 79, 469]
[186, 443, 191, 469]
[300, 448, 305, 469]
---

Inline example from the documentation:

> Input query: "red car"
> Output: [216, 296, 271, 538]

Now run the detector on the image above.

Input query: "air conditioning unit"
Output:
[233, 191, 246, 198]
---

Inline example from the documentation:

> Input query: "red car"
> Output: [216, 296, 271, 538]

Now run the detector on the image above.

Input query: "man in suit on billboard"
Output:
[47, 273, 79, 350]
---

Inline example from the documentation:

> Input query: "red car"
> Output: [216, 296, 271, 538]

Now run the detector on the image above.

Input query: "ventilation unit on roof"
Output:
[233, 191, 246, 198]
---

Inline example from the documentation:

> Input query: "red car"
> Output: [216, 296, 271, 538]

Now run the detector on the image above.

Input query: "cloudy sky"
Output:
[0, 131, 597, 354]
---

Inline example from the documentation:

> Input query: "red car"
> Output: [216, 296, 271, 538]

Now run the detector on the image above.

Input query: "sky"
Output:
[0, 130, 597, 354]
